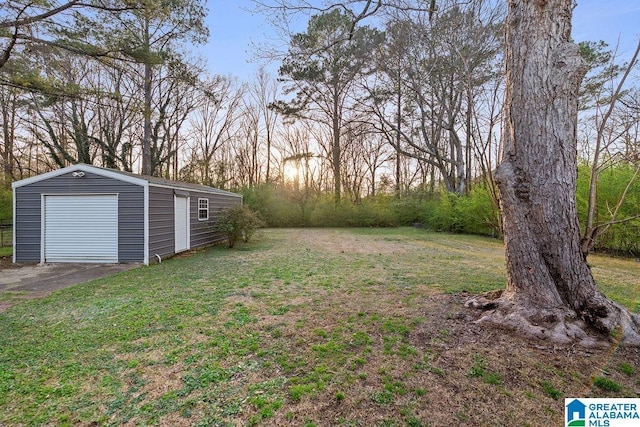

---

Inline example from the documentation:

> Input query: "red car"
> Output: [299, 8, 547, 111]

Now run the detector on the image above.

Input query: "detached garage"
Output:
[12, 164, 242, 265]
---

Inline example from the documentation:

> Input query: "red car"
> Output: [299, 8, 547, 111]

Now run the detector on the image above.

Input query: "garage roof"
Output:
[12, 164, 241, 198]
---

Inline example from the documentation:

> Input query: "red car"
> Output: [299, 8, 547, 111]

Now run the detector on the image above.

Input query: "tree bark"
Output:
[1, 89, 17, 187]
[141, 15, 153, 177]
[395, 81, 402, 196]
[142, 60, 153, 176]
[332, 87, 342, 203]
[468, 0, 640, 347]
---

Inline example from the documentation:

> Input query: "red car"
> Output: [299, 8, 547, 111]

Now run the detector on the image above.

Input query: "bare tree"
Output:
[368, 0, 502, 194]
[184, 76, 245, 185]
[249, 68, 280, 183]
[27, 56, 102, 168]
[235, 98, 263, 186]
[340, 122, 390, 199]
[580, 40, 640, 255]
[277, 122, 323, 219]
[92, 65, 139, 171]
[0, 85, 21, 187]
[272, 8, 384, 202]
[97, 0, 208, 176]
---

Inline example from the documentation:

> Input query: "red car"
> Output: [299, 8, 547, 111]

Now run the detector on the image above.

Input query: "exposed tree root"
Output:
[465, 290, 640, 348]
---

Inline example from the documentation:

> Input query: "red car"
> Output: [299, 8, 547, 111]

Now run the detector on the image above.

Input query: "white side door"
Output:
[174, 195, 189, 253]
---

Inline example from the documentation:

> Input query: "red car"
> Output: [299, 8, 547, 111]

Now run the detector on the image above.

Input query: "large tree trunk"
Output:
[468, 0, 640, 347]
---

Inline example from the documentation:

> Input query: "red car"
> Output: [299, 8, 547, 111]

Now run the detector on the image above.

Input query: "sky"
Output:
[202, 0, 640, 82]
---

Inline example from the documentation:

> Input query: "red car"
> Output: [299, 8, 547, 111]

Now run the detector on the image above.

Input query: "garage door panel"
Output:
[44, 195, 118, 263]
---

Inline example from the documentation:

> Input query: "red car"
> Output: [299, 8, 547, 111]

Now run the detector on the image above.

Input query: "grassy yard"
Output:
[1, 228, 639, 426]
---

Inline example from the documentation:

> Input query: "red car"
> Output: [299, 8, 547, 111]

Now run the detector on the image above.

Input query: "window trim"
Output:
[197, 198, 209, 221]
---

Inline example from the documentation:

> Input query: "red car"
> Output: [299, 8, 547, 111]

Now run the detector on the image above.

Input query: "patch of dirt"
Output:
[263, 292, 640, 426]
[0, 254, 15, 269]
[288, 228, 414, 255]
[0, 291, 50, 313]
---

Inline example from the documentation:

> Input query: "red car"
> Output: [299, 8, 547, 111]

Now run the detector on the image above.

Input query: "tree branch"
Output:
[347, 0, 382, 39]
[0, 25, 19, 69]
[0, 1, 80, 29]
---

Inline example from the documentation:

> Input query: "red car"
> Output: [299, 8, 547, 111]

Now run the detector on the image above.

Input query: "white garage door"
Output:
[44, 194, 118, 263]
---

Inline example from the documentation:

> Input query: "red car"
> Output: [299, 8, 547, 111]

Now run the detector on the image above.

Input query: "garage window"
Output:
[198, 198, 209, 220]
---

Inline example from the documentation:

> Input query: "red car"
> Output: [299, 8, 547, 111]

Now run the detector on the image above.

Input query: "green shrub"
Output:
[391, 197, 427, 226]
[576, 161, 640, 255]
[456, 185, 501, 236]
[213, 204, 264, 248]
[241, 183, 503, 234]
[237, 163, 640, 253]
[242, 184, 309, 227]
[416, 185, 500, 237]
[428, 191, 460, 232]
[308, 196, 353, 227]
[359, 197, 397, 227]
[306, 196, 397, 228]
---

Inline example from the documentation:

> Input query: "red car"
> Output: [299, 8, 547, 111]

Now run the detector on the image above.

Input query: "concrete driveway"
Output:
[0, 263, 138, 310]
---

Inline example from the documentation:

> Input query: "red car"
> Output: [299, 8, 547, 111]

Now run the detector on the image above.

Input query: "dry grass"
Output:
[0, 228, 639, 426]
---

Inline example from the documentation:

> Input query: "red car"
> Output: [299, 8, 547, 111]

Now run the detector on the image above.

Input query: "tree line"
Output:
[1, 0, 639, 254]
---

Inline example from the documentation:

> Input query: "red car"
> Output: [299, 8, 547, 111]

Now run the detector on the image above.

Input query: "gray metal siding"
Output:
[117, 189, 145, 261]
[14, 188, 41, 262]
[148, 186, 175, 260]
[190, 191, 242, 249]
[14, 171, 144, 263]
[147, 186, 242, 259]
